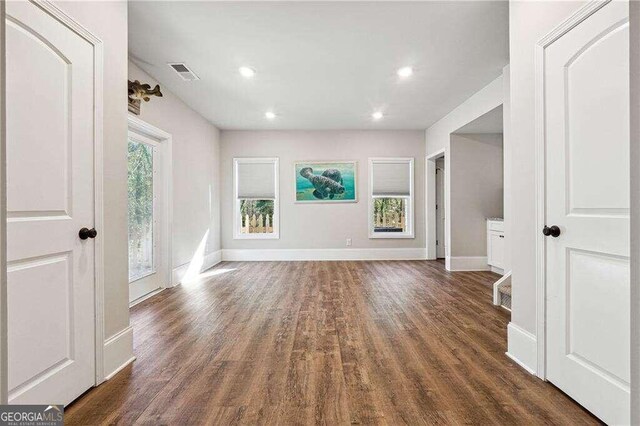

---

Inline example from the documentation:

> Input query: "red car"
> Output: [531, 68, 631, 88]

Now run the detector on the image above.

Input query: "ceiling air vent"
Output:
[168, 62, 200, 81]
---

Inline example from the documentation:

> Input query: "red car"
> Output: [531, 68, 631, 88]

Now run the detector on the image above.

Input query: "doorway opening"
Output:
[127, 117, 172, 306]
[426, 149, 445, 261]
[435, 157, 445, 259]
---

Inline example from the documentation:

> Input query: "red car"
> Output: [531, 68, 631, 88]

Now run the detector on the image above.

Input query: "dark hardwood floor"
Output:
[66, 260, 598, 425]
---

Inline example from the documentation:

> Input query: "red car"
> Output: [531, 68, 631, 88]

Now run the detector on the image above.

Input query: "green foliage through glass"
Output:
[128, 140, 154, 280]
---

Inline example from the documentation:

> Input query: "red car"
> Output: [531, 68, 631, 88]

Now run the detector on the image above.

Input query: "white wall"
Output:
[502, 64, 512, 274]
[508, 0, 587, 338]
[52, 1, 130, 341]
[425, 74, 504, 267]
[629, 1, 639, 422]
[128, 61, 221, 274]
[449, 133, 503, 257]
[221, 131, 424, 252]
[0, 0, 6, 405]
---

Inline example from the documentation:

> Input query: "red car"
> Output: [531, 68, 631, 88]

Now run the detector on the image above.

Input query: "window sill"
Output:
[234, 233, 280, 240]
[369, 232, 415, 239]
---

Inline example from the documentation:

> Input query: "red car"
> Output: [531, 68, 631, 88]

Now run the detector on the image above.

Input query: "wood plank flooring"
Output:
[66, 260, 599, 425]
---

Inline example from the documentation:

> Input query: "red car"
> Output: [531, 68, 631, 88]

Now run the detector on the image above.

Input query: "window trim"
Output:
[368, 157, 415, 239]
[233, 157, 280, 240]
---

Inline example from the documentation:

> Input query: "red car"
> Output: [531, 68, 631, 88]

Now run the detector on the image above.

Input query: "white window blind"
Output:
[236, 160, 276, 199]
[371, 160, 411, 197]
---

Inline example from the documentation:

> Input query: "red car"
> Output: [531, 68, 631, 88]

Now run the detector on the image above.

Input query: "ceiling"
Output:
[128, 1, 508, 130]
[455, 105, 503, 134]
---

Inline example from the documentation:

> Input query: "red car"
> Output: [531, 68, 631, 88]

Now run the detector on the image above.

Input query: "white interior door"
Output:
[128, 131, 164, 304]
[544, 1, 629, 424]
[435, 159, 445, 258]
[5, 1, 97, 404]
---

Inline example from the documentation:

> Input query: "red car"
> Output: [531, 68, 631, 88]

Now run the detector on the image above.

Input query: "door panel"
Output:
[6, 1, 96, 405]
[6, 19, 70, 215]
[545, 1, 629, 424]
[488, 232, 504, 269]
[567, 249, 629, 384]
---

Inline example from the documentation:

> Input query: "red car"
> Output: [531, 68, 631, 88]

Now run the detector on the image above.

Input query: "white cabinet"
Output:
[487, 220, 504, 274]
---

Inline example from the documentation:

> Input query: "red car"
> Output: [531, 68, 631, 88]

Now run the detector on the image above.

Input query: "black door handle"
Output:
[542, 225, 561, 238]
[79, 227, 98, 240]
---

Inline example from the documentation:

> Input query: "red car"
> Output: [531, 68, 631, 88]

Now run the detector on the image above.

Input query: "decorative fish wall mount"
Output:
[128, 80, 163, 115]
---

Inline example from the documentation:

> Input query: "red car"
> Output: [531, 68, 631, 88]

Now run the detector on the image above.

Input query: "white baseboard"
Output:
[490, 266, 504, 275]
[129, 287, 164, 308]
[103, 326, 135, 380]
[506, 322, 537, 375]
[447, 256, 490, 271]
[171, 250, 223, 285]
[221, 248, 427, 262]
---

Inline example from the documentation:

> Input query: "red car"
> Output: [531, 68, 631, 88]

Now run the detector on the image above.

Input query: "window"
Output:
[128, 138, 156, 281]
[233, 157, 279, 239]
[369, 158, 414, 238]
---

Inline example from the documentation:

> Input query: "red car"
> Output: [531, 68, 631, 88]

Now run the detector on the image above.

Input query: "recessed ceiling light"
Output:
[397, 66, 413, 78]
[239, 66, 256, 78]
[265, 111, 276, 120]
[372, 111, 384, 120]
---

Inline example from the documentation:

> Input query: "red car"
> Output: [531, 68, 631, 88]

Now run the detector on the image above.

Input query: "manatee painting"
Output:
[295, 162, 357, 203]
[299, 167, 345, 200]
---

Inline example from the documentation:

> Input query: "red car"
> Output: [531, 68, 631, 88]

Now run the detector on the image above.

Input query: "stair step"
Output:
[498, 284, 511, 296]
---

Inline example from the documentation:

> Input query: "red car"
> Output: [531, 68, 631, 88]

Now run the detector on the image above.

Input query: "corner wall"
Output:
[128, 61, 222, 279]
[220, 130, 425, 256]
[425, 74, 504, 269]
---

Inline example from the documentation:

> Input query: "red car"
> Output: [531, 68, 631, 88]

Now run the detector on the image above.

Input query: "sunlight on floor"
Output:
[181, 267, 236, 287]
[180, 230, 209, 283]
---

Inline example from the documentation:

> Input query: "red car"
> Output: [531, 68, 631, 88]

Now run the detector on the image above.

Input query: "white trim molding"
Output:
[506, 322, 537, 375]
[171, 250, 223, 286]
[533, 0, 612, 381]
[103, 326, 135, 381]
[222, 248, 427, 262]
[447, 256, 490, 272]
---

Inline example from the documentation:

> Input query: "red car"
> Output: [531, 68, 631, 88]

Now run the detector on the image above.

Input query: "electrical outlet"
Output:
[346, 238, 352, 247]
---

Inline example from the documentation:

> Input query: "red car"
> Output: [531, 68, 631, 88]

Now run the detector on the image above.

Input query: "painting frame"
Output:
[294, 160, 358, 203]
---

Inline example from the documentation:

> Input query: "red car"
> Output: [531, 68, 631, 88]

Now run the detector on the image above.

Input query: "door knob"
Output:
[79, 227, 98, 240]
[542, 225, 561, 238]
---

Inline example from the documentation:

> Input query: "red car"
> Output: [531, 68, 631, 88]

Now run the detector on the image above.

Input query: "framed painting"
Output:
[294, 161, 357, 203]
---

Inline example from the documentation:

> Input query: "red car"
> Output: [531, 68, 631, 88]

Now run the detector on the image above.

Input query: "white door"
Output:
[6, 1, 97, 404]
[544, 1, 629, 424]
[128, 131, 164, 304]
[435, 159, 445, 258]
